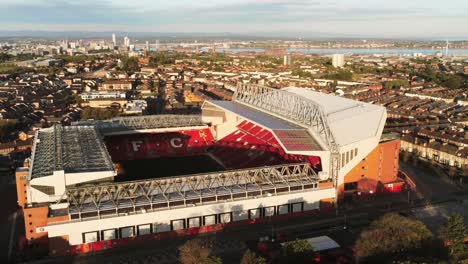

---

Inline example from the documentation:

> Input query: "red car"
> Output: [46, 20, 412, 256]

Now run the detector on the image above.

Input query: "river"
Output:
[201, 48, 468, 55]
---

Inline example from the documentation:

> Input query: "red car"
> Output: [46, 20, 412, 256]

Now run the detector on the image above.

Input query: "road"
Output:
[399, 160, 465, 201]
[0, 174, 21, 263]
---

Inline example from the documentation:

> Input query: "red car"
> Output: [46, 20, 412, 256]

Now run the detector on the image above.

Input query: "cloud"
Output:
[0, 0, 467, 38]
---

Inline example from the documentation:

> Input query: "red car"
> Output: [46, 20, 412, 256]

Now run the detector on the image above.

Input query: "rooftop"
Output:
[207, 100, 322, 151]
[73, 115, 206, 135]
[283, 87, 386, 146]
[30, 125, 114, 179]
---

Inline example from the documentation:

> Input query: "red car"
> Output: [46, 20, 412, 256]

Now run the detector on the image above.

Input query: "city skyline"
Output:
[0, 0, 467, 39]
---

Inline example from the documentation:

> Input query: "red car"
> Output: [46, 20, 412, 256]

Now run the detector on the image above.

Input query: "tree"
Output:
[383, 80, 410, 89]
[203, 256, 223, 264]
[179, 238, 212, 264]
[241, 250, 266, 264]
[277, 239, 314, 263]
[80, 107, 119, 121]
[323, 69, 353, 81]
[354, 213, 433, 261]
[0, 120, 17, 142]
[441, 74, 463, 89]
[120, 56, 140, 73]
[0, 53, 12, 63]
[446, 213, 467, 260]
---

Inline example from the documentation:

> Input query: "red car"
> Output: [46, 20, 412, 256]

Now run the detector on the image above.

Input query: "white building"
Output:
[124, 36, 130, 48]
[332, 54, 345, 68]
[112, 33, 116, 46]
[283, 54, 292, 66]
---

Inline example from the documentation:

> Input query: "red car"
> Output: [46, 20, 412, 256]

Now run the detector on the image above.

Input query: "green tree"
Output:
[354, 213, 433, 261]
[241, 250, 266, 264]
[324, 69, 353, 81]
[446, 213, 467, 260]
[179, 238, 212, 264]
[277, 239, 314, 263]
[120, 56, 140, 73]
[0, 64, 27, 74]
[80, 107, 119, 121]
[383, 80, 410, 89]
[0, 53, 12, 63]
[203, 256, 223, 264]
[441, 74, 463, 89]
[291, 69, 314, 79]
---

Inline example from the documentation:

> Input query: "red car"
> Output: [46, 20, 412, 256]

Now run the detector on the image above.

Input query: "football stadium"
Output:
[15, 84, 402, 256]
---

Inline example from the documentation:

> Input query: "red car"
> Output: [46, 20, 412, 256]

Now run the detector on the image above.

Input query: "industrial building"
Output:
[16, 84, 402, 256]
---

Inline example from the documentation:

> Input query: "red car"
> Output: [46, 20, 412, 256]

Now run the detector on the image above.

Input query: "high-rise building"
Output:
[145, 41, 149, 51]
[124, 36, 130, 48]
[283, 54, 291, 66]
[155, 40, 160, 51]
[112, 33, 116, 46]
[332, 54, 345, 68]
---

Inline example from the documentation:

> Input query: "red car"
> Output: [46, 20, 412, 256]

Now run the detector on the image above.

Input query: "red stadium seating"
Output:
[209, 121, 313, 169]
[105, 128, 214, 161]
[104, 121, 321, 171]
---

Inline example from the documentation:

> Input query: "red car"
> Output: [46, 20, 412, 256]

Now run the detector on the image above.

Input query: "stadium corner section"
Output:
[14, 86, 403, 257]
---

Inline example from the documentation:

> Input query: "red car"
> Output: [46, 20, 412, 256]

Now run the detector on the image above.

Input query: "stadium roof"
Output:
[283, 87, 386, 146]
[206, 100, 322, 151]
[208, 100, 299, 130]
[62, 163, 320, 218]
[30, 125, 114, 179]
[73, 115, 206, 135]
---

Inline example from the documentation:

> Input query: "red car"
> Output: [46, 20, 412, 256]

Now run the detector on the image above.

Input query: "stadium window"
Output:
[341, 153, 345, 167]
[291, 202, 304, 213]
[344, 182, 358, 191]
[232, 211, 249, 222]
[219, 212, 232, 224]
[153, 223, 169, 233]
[346, 151, 349, 164]
[119, 226, 135, 238]
[263, 206, 276, 217]
[277, 204, 289, 215]
[137, 224, 152, 236]
[101, 229, 117, 240]
[82, 231, 99, 244]
[170, 219, 186, 230]
[355, 148, 358, 156]
[248, 208, 261, 219]
[350, 150, 354, 159]
[187, 217, 201, 228]
[203, 215, 217, 226]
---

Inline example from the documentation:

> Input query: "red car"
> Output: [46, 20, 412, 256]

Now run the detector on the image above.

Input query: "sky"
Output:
[0, 0, 467, 38]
